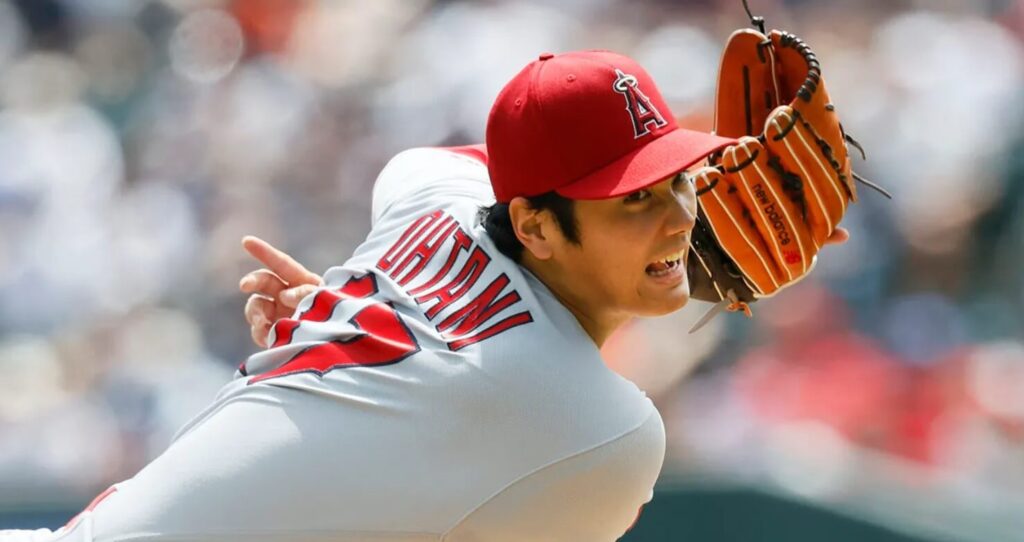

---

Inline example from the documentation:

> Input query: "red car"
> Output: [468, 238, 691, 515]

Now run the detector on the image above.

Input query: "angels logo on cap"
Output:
[612, 68, 667, 139]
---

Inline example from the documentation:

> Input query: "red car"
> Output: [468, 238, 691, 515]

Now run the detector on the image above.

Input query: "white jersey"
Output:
[24, 147, 665, 542]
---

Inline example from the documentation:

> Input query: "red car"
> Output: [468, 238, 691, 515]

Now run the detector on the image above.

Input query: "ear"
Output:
[508, 197, 555, 260]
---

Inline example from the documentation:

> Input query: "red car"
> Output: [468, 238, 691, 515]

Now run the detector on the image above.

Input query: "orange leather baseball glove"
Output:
[686, 17, 888, 331]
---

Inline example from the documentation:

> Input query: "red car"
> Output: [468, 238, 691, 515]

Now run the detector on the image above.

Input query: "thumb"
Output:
[280, 284, 318, 308]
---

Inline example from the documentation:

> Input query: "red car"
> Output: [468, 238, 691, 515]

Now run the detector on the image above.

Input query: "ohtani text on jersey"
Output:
[376, 209, 533, 351]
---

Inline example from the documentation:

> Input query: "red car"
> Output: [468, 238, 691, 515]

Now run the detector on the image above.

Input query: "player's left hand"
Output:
[239, 236, 322, 347]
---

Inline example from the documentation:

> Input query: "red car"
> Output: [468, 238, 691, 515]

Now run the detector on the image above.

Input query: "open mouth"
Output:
[645, 249, 686, 277]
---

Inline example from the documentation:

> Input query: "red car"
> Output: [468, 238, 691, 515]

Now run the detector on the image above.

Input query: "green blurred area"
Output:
[623, 487, 941, 542]
[0, 486, 950, 541]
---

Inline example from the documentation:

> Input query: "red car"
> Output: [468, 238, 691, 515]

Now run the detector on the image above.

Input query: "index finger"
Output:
[824, 227, 850, 246]
[241, 236, 321, 286]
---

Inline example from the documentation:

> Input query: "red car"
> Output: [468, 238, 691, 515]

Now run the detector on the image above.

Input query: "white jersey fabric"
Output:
[22, 147, 666, 542]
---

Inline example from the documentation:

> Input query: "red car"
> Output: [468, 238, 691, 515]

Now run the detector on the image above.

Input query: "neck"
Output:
[520, 254, 627, 347]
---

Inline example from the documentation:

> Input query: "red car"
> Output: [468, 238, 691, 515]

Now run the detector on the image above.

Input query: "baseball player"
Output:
[2, 48, 848, 541]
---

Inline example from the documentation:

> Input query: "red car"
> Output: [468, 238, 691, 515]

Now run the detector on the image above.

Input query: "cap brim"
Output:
[556, 128, 736, 200]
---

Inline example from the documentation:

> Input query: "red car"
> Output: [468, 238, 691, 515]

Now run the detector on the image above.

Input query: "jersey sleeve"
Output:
[370, 145, 493, 227]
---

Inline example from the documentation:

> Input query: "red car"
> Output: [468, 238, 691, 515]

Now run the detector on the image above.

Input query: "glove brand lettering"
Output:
[752, 182, 769, 206]
[612, 68, 668, 139]
[764, 203, 791, 246]
[752, 183, 791, 246]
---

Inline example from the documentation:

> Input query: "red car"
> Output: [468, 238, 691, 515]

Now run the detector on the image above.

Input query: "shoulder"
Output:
[371, 145, 492, 225]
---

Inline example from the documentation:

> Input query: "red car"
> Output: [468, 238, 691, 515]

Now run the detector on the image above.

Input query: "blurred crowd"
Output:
[0, 0, 1022, 538]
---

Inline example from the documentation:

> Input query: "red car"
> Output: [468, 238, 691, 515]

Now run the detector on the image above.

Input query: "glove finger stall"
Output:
[693, 166, 780, 296]
[720, 136, 817, 283]
[764, 106, 848, 248]
[687, 207, 758, 305]
[713, 30, 783, 139]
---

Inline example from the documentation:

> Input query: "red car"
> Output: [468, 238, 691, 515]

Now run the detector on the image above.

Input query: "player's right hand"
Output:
[239, 236, 322, 347]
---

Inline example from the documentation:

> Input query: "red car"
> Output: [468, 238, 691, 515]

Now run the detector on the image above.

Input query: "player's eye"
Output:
[672, 172, 691, 187]
[623, 189, 651, 203]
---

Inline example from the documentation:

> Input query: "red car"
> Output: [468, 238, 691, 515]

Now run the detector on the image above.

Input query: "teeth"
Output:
[657, 250, 686, 265]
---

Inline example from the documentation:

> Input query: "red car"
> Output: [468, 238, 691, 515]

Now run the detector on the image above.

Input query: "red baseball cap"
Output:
[486, 50, 735, 203]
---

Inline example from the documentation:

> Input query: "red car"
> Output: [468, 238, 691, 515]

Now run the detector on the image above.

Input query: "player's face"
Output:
[556, 172, 696, 322]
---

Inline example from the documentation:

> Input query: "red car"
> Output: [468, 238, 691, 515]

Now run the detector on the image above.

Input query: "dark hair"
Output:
[478, 192, 579, 262]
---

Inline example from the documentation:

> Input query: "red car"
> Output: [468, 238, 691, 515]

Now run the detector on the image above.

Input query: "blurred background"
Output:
[0, 0, 1021, 540]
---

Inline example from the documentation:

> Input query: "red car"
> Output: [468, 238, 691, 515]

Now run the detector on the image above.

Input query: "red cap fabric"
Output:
[486, 50, 735, 203]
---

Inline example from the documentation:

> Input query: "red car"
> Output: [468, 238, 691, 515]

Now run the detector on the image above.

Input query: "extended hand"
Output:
[239, 236, 322, 347]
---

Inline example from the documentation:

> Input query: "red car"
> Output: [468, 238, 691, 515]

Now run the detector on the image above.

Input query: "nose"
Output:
[665, 184, 697, 236]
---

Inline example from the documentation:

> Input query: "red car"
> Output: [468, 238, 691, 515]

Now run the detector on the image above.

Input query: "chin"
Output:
[636, 282, 690, 317]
